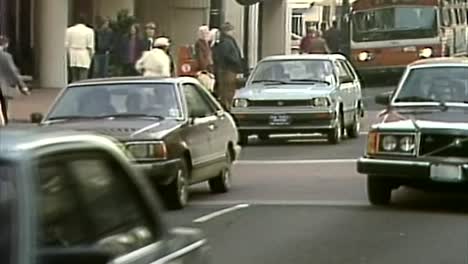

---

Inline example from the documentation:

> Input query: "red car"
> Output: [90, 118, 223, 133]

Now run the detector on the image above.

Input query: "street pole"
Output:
[210, 0, 225, 28]
[340, 0, 351, 58]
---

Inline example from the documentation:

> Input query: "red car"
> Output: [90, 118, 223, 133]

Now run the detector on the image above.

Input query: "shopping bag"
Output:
[197, 71, 215, 93]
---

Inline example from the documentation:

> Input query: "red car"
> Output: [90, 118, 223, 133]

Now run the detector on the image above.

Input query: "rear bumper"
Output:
[134, 158, 182, 186]
[355, 66, 405, 77]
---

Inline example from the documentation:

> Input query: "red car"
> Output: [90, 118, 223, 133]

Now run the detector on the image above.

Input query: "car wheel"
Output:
[327, 112, 343, 144]
[239, 132, 249, 145]
[209, 151, 232, 193]
[163, 159, 189, 210]
[367, 175, 392, 206]
[258, 133, 269, 141]
[346, 109, 361, 138]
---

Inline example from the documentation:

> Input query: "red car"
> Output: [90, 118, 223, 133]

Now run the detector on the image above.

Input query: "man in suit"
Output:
[0, 35, 29, 124]
[66, 15, 95, 82]
[144, 22, 157, 51]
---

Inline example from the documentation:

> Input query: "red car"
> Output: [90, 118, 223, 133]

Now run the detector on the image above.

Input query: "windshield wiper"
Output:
[47, 115, 98, 121]
[251, 80, 289, 85]
[394, 96, 435, 102]
[290, 79, 330, 85]
[98, 113, 165, 120]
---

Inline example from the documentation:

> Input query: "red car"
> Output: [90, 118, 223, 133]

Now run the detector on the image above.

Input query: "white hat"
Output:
[154, 37, 170, 47]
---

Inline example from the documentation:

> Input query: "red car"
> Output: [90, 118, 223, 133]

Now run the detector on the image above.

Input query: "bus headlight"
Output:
[358, 51, 371, 61]
[419, 48, 432, 58]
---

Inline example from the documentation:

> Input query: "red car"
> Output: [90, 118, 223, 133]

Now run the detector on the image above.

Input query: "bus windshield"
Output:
[352, 6, 438, 42]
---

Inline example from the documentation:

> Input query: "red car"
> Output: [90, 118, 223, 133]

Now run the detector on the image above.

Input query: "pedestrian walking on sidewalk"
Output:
[119, 23, 145, 76]
[0, 35, 29, 125]
[144, 22, 158, 51]
[93, 17, 114, 78]
[324, 21, 341, 54]
[135, 37, 172, 77]
[300, 28, 331, 54]
[195, 25, 214, 73]
[66, 15, 95, 82]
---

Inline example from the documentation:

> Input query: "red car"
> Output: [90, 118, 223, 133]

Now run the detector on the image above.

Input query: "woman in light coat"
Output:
[135, 37, 171, 77]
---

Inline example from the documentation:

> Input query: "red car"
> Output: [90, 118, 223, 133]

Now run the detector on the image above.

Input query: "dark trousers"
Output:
[70, 67, 89, 83]
[122, 63, 139, 76]
[217, 70, 237, 111]
[0, 90, 9, 124]
[93, 53, 110, 78]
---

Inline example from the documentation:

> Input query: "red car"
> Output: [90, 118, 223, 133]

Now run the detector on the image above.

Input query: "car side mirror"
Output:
[38, 248, 112, 264]
[30, 112, 44, 124]
[375, 93, 392, 105]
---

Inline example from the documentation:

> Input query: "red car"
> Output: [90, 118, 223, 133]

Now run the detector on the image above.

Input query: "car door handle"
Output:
[208, 124, 216, 131]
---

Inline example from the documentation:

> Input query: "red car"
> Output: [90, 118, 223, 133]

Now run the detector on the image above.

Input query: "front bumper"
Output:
[357, 157, 468, 184]
[355, 65, 405, 77]
[134, 158, 182, 186]
[232, 111, 336, 134]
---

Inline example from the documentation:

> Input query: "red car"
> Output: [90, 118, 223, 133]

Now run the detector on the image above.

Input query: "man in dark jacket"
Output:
[94, 17, 114, 77]
[324, 21, 341, 53]
[212, 22, 243, 110]
[0, 35, 29, 124]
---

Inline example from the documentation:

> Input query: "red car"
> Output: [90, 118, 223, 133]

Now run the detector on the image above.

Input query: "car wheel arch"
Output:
[227, 141, 236, 161]
[179, 141, 193, 172]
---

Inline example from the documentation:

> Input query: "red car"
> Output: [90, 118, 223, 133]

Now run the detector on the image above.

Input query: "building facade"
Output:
[0, 0, 290, 89]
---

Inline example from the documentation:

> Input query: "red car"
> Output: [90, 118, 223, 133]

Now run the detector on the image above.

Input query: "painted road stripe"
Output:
[193, 204, 250, 223]
[191, 200, 369, 207]
[235, 159, 357, 165]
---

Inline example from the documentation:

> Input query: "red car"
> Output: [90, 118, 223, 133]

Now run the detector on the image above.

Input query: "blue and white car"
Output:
[231, 54, 364, 144]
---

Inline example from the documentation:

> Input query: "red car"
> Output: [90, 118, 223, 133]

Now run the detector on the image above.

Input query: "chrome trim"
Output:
[375, 132, 419, 157]
[150, 239, 208, 264]
[358, 157, 430, 167]
[111, 242, 163, 264]
[238, 125, 334, 130]
[231, 109, 334, 114]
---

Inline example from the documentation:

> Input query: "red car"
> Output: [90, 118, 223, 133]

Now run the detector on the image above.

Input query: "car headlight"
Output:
[369, 133, 417, 155]
[358, 51, 372, 61]
[381, 135, 398, 151]
[233, 99, 249, 108]
[399, 136, 415, 152]
[126, 142, 167, 160]
[311, 97, 330, 107]
[419, 48, 432, 58]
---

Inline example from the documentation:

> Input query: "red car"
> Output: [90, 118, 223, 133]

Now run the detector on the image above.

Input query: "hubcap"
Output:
[177, 170, 188, 205]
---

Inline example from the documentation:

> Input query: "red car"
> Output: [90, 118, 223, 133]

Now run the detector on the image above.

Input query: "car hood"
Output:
[237, 84, 333, 100]
[375, 106, 468, 132]
[41, 119, 183, 140]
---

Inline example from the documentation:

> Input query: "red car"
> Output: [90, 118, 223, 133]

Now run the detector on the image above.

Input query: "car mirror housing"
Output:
[375, 93, 392, 105]
[30, 112, 44, 124]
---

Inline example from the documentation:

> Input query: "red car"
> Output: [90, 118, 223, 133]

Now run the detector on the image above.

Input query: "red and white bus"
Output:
[350, 0, 468, 77]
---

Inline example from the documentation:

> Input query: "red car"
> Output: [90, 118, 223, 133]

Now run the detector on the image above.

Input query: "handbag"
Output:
[196, 71, 215, 92]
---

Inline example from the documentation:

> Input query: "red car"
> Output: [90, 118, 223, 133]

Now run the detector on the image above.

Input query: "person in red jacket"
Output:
[299, 28, 331, 54]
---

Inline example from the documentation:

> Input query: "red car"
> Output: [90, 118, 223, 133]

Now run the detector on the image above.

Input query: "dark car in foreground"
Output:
[30, 77, 241, 209]
[231, 54, 364, 145]
[357, 57, 468, 205]
[0, 128, 211, 264]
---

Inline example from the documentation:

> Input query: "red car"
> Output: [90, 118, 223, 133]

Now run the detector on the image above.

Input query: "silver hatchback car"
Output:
[231, 54, 364, 144]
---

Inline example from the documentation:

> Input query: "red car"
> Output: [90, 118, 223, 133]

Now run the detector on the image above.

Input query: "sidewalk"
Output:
[10, 88, 61, 122]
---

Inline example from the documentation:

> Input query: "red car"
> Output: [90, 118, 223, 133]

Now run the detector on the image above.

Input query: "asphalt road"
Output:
[164, 85, 468, 264]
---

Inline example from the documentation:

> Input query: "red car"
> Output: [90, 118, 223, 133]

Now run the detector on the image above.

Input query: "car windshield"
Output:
[0, 161, 18, 264]
[352, 7, 437, 42]
[250, 60, 335, 86]
[394, 67, 468, 103]
[46, 84, 182, 120]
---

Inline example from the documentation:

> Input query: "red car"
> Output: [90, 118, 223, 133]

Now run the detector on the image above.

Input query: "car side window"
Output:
[38, 152, 157, 258]
[342, 60, 358, 80]
[335, 61, 353, 83]
[183, 83, 216, 118]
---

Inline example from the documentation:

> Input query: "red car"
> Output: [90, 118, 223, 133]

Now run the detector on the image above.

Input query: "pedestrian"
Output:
[299, 28, 331, 54]
[135, 37, 172, 77]
[324, 21, 341, 53]
[93, 17, 114, 78]
[143, 22, 157, 51]
[195, 25, 214, 73]
[119, 23, 145, 76]
[0, 35, 29, 125]
[65, 15, 95, 82]
[213, 22, 244, 111]
[320, 22, 328, 36]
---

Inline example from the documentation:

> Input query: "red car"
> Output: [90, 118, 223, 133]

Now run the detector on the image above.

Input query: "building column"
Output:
[261, 0, 290, 57]
[37, 0, 68, 88]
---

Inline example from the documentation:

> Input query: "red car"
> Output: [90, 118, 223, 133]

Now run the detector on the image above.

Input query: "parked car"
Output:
[231, 54, 364, 145]
[30, 77, 241, 209]
[357, 57, 468, 205]
[0, 128, 211, 264]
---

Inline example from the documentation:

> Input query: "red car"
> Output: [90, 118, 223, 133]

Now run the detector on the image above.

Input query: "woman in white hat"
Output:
[135, 37, 171, 77]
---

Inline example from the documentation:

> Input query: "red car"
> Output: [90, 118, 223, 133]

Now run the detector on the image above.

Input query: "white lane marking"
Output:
[191, 200, 369, 207]
[235, 159, 357, 165]
[192, 204, 250, 223]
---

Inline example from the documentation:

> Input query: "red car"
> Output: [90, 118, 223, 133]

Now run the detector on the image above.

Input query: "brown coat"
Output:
[195, 39, 213, 71]
[300, 35, 330, 54]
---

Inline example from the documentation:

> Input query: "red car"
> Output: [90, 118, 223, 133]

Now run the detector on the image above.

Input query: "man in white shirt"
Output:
[65, 16, 95, 82]
[135, 37, 171, 77]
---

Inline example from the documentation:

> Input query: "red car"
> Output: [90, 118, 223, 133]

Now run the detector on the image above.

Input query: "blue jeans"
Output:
[93, 53, 110, 78]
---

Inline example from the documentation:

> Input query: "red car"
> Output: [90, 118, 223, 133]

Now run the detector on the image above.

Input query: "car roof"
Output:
[0, 127, 116, 160]
[69, 76, 198, 87]
[408, 57, 468, 68]
[260, 54, 347, 62]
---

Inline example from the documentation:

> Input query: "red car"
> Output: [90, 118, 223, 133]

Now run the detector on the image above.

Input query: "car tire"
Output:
[327, 112, 343, 144]
[346, 109, 361, 138]
[367, 175, 392, 206]
[163, 159, 190, 210]
[209, 151, 232, 193]
[239, 132, 249, 145]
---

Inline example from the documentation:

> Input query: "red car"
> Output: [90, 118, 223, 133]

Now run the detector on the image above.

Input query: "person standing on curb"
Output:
[66, 15, 95, 82]
[94, 17, 114, 78]
[0, 35, 29, 125]
[324, 21, 341, 54]
[135, 37, 172, 77]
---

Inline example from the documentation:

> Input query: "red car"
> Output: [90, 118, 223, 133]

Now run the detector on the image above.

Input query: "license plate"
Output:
[269, 114, 291, 126]
[403, 46, 417, 52]
[430, 164, 463, 182]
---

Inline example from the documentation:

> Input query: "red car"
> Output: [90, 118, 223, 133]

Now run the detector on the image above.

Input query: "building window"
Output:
[292, 12, 304, 36]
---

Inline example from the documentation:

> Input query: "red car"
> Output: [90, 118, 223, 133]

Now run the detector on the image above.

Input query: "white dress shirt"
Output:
[65, 24, 95, 69]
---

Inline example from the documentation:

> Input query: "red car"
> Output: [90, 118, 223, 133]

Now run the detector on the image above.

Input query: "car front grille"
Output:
[419, 133, 468, 158]
[249, 100, 311, 107]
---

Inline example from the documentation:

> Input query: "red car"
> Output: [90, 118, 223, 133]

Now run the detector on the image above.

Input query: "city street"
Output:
[163, 85, 468, 264]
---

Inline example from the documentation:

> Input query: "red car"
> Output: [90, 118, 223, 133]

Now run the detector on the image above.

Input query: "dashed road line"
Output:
[192, 203, 250, 223]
